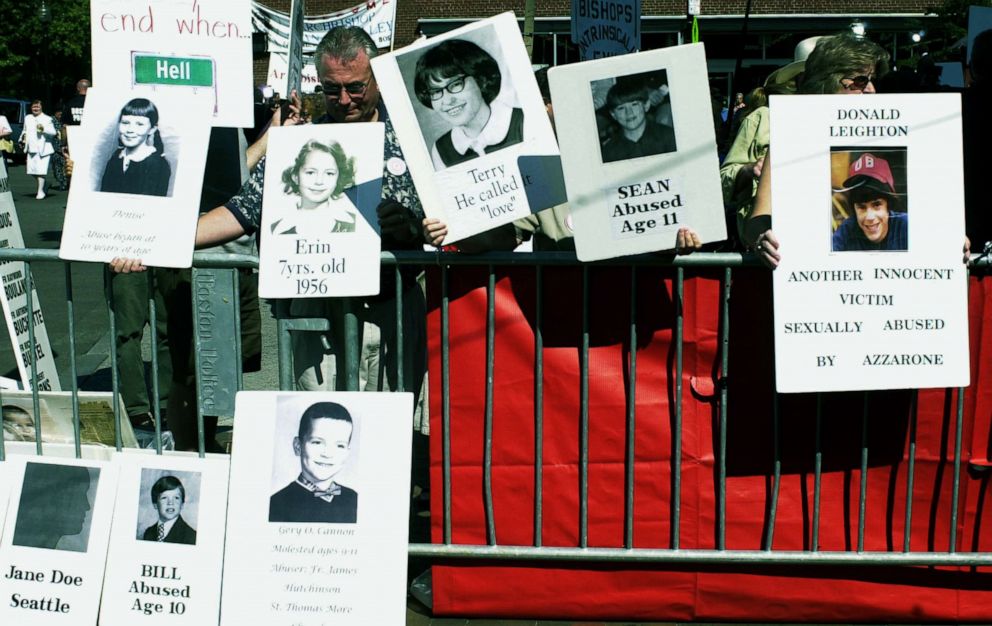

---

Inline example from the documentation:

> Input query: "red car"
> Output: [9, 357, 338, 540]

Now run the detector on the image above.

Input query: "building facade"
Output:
[256, 0, 938, 94]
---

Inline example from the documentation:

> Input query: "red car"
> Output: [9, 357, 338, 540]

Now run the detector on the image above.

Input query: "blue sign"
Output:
[571, 0, 641, 60]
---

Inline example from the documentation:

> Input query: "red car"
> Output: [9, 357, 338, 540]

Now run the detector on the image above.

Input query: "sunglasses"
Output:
[841, 74, 874, 90]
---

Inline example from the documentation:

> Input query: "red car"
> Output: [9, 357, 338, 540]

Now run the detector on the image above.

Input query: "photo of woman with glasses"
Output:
[271, 138, 358, 235]
[411, 37, 525, 171]
[99, 97, 172, 197]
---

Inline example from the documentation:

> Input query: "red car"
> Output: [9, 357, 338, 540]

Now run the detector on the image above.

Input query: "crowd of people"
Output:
[3, 26, 984, 459]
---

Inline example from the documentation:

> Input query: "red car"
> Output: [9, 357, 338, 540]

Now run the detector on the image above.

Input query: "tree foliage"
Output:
[923, 0, 992, 62]
[0, 0, 91, 104]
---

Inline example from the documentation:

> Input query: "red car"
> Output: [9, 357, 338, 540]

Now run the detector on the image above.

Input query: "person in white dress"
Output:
[20, 100, 56, 199]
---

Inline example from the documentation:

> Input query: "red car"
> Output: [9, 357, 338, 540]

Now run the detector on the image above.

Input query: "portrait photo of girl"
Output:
[409, 33, 525, 172]
[99, 98, 172, 197]
[273, 138, 358, 235]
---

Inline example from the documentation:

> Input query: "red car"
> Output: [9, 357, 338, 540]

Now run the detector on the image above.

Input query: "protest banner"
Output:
[99, 453, 229, 625]
[90, 0, 254, 127]
[372, 12, 565, 244]
[0, 457, 118, 625]
[570, 0, 641, 60]
[549, 43, 725, 261]
[0, 160, 60, 392]
[770, 94, 969, 393]
[220, 392, 412, 626]
[267, 53, 320, 95]
[252, 0, 397, 52]
[258, 124, 384, 298]
[58, 88, 212, 267]
[1, 391, 137, 449]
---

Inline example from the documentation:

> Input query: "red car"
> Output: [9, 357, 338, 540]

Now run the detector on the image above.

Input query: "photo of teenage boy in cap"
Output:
[831, 151, 908, 252]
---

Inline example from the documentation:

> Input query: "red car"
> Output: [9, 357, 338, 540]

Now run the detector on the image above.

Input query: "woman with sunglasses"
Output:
[413, 38, 524, 170]
[746, 34, 891, 268]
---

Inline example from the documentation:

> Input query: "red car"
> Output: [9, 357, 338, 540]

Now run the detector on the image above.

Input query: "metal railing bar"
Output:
[673, 267, 684, 549]
[765, 390, 781, 550]
[105, 269, 122, 454]
[406, 544, 992, 566]
[148, 271, 163, 454]
[64, 264, 81, 458]
[625, 267, 637, 549]
[534, 266, 544, 547]
[718, 267, 731, 550]
[395, 265, 404, 393]
[484, 266, 496, 546]
[441, 265, 452, 544]
[950, 387, 965, 552]
[25, 261, 42, 455]
[343, 299, 360, 392]
[190, 269, 206, 458]
[903, 391, 918, 552]
[813, 393, 823, 551]
[858, 392, 869, 552]
[382, 250, 762, 268]
[580, 266, 590, 548]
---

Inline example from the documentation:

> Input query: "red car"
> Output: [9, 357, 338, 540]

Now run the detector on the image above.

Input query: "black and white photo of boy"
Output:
[592, 69, 677, 164]
[269, 400, 359, 524]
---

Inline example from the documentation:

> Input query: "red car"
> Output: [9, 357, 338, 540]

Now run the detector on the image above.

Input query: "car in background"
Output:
[0, 98, 31, 163]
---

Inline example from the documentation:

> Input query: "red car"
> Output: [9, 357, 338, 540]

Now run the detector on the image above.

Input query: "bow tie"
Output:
[311, 483, 342, 502]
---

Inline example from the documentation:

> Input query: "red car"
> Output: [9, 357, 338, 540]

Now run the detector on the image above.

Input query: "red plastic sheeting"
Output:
[426, 266, 992, 622]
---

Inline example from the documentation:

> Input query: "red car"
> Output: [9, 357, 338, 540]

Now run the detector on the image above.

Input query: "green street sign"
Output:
[134, 55, 214, 87]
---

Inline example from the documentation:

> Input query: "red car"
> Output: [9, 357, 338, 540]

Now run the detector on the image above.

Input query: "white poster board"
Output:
[220, 392, 412, 626]
[549, 43, 725, 261]
[372, 12, 565, 243]
[59, 88, 212, 267]
[770, 94, 969, 393]
[0, 461, 11, 537]
[0, 160, 60, 391]
[0, 457, 118, 625]
[90, 0, 253, 127]
[99, 453, 229, 625]
[258, 124, 384, 298]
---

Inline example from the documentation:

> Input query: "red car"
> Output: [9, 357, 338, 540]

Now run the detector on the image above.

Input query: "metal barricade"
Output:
[1, 246, 990, 571]
[0, 248, 256, 460]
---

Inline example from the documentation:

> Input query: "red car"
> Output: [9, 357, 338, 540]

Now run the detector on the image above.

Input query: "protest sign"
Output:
[59, 88, 212, 267]
[221, 392, 412, 626]
[0, 160, 60, 391]
[90, 0, 253, 127]
[99, 454, 229, 625]
[258, 124, 384, 298]
[549, 43, 725, 261]
[0, 457, 118, 625]
[570, 0, 641, 60]
[969, 5, 992, 63]
[1, 391, 137, 449]
[252, 0, 397, 52]
[372, 12, 565, 243]
[0, 462, 10, 536]
[267, 53, 320, 95]
[770, 94, 969, 393]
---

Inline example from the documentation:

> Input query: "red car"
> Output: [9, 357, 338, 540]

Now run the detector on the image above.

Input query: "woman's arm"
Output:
[745, 148, 781, 269]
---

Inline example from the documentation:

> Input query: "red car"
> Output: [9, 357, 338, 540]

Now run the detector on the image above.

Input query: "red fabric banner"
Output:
[427, 266, 992, 621]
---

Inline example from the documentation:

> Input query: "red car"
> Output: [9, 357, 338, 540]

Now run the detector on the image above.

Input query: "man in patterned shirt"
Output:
[113, 27, 427, 412]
